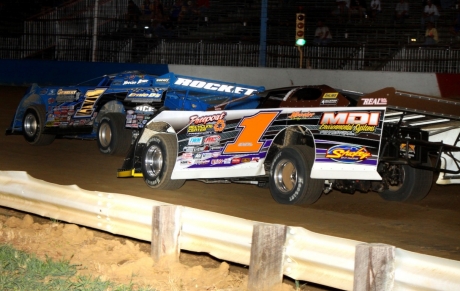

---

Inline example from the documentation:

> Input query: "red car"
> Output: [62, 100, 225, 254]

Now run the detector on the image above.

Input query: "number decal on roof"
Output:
[223, 111, 279, 154]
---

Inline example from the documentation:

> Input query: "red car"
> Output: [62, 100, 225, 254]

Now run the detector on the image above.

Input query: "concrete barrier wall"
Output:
[169, 65, 449, 97]
[0, 59, 169, 86]
[1, 59, 459, 98]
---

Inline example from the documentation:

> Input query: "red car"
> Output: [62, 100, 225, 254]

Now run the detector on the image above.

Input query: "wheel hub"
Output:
[145, 145, 163, 178]
[273, 159, 297, 193]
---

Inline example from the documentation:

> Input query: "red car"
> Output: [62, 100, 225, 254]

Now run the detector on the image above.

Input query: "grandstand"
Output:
[0, 0, 459, 72]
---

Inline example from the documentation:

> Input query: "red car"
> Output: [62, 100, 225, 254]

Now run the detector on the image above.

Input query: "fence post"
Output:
[353, 243, 396, 291]
[247, 223, 287, 291]
[151, 205, 181, 265]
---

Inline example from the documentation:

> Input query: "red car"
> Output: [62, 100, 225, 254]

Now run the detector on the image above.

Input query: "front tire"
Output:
[141, 134, 185, 190]
[22, 105, 55, 146]
[97, 113, 132, 156]
[269, 145, 324, 205]
[378, 160, 433, 202]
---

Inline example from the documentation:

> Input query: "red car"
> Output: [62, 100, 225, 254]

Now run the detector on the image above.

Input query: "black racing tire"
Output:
[269, 145, 324, 205]
[141, 134, 185, 190]
[22, 105, 55, 146]
[379, 159, 433, 202]
[97, 113, 132, 156]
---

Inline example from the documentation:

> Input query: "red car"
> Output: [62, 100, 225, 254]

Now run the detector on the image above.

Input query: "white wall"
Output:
[169, 65, 441, 96]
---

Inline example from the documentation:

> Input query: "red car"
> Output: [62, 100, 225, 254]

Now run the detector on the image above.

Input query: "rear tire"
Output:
[22, 105, 55, 146]
[269, 145, 323, 205]
[379, 159, 433, 202]
[141, 134, 185, 190]
[97, 113, 132, 156]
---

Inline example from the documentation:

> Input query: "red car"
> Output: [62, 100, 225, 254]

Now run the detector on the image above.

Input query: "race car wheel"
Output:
[97, 113, 132, 156]
[269, 145, 323, 205]
[141, 134, 185, 190]
[22, 105, 55, 146]
[378, 159, 433, 202]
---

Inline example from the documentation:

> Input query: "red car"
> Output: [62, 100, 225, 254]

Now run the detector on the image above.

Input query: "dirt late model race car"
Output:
[118, 85, 460, 205]
[6, 71, 264, 155]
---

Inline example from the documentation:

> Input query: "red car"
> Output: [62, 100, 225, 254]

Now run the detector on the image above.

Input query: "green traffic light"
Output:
[296, 39, 306, 46]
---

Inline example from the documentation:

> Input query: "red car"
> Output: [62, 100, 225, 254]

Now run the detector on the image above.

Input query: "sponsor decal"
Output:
[128, 92, 161, 98]
[323, 92, 338, 99]
[156, 78, 169, 83]
[204, 135, 221, 145]
[134, 105, 155, 112]
[188, 136, 203, 146]
[181, 153, 193, 159]
[319, 112, 380, 135]
[400, 143, 416, 158]
[211, 159, 224, 165]
[288, 111, 315, 120]
[193, 153, 203, 159]
[56, 89, 80, 102]
[183, 145, 210, 153]
[211, 152, 220, 158]
[251, 157, 260, 162]
[39, 89, 48, 95]
[181, 160, 193, 165]
[361, 98, 388, 105]
[320, 99, 338, 105]
[241, 158, 251, 163]
[48, 89, 56, 95]
[195, 160, 210, 165]
[174, 77, 258, 95]
[325, 145, 372, 163]
[231, 157, 241, 164]
[187, 112, 227, 135]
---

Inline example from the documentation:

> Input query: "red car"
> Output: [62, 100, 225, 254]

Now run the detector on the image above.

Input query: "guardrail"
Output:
[0, 171, 459, 290]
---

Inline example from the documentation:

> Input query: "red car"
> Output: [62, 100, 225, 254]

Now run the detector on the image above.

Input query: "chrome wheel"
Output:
[23, 113, 38, 138]
[273, 158, 298, 194]
[144, 144, 163, 178]
[98, 122, 112, 148]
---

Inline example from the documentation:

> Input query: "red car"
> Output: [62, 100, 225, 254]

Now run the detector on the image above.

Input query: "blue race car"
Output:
[6, 71, 264, 155]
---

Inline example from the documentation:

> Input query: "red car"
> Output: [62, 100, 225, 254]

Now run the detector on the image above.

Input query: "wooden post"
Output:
[151, 205, 181, 265]
[353, 243, 396, 291]
[248, 223, 287, 291]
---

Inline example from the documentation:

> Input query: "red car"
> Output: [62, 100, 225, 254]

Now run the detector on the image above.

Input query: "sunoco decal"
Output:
[319, 112, 380, 136]
[187, 112, 226, 135]
[325, 145, 372, 163]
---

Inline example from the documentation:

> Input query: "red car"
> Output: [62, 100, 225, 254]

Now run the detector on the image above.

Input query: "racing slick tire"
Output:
[378, 159, 433, 202]
[22, 105, 55, 146]
[269, 145, 324, 205]
[97, 113, 132, 156]
[141, 134, 185, 190]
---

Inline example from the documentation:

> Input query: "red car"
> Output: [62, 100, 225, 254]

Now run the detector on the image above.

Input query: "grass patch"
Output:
[0, 244, 155, 291]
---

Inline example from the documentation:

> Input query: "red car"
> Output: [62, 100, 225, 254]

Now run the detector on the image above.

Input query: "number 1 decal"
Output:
[223, 111, 279, 154]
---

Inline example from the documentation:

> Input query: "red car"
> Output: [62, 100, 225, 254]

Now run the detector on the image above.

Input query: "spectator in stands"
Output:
[313, 20, 333, 45]
[169, 0, 183, 23]
[127, 0, 141, 28]
[440, 0, 454, 9]
[141, 0, 153, 24]
[421, 0, 440, 30]
[394, 0, 409, 25]
[450, 11, 460, 40]
[348, 0, 367, 23]
[151, 0, 164, 21]
[424, 21, 439, 45]
[332, 0, 350, 22]
[196, 0, 209, 15]
[368, 0, 382, 22]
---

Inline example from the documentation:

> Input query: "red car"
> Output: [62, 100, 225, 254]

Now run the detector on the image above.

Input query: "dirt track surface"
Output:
[1, 86, 460, 269]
